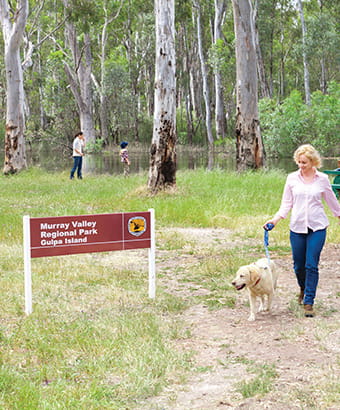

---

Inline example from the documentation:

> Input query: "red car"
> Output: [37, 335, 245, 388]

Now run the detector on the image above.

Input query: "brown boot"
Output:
[304, 304, 314, 317]
[298, 289, 304, 305]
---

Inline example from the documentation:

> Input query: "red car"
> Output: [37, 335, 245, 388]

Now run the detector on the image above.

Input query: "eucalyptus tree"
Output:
[62, 0, 96, 143]
[296, 0, 311, 105]
[253, 0, 270, 98]
[120, 2, 155, 143]
[231, 0, 265, 170]
[256, 0, 298, 100]
[252, 0, 277, 97]
[89, 0, 155, 145]
[301, 1, 340, 94]
[148, 0, 176, 192]
[0, 0, 28, 174]
[23, 1, 67, 133]
[213, 0, 227, 140]
[193, 0, 213, 148]
[94, 0, 124, 145]
[175, 3, 196, 144]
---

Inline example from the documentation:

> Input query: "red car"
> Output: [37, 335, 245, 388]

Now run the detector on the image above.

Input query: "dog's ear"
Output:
[249, 267, 260, 283]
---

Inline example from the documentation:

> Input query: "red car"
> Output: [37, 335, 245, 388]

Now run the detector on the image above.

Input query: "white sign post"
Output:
[23, 215, 33, 315]
[148, 208, 156, 298]
[23, 209, 156, 315]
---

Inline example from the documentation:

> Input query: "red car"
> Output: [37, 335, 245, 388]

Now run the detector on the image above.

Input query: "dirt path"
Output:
[142, 229, 340, 410]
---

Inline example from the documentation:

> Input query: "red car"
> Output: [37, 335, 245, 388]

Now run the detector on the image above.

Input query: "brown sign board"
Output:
[29, 212, 151, 258]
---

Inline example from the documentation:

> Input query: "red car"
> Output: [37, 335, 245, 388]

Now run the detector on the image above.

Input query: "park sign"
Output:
[29, 212, 152, 257]
[23, 210, 155, 315]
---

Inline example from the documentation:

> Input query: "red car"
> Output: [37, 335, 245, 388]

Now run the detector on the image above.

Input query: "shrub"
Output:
[260, 81, 340, 157]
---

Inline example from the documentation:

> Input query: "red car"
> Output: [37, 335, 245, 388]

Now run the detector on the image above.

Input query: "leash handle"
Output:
[264, 223, 274, 231]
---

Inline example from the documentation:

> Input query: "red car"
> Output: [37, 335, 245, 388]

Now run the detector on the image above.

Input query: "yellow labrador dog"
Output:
[232, 258, 278, 321]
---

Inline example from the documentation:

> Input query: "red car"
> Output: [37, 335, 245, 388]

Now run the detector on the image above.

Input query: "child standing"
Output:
[120, 141, 130, 176]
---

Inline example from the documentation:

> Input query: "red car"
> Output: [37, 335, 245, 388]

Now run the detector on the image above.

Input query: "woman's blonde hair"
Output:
[293, 144, 322, 168]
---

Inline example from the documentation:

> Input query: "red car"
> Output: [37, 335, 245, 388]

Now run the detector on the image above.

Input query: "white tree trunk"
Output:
[194, 1, 214, 148]
[214, 0, 227, 140]
[148, 0, 176, 192]
[0, 0, 28, 174]
[297, 0, 311, 105]
[231, 0, 265, 170]
[98, 6, 111, 145]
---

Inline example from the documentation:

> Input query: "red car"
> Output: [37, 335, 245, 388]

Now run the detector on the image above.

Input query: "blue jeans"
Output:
[70, 156, 83, 179]
[290, 228, 326, 305]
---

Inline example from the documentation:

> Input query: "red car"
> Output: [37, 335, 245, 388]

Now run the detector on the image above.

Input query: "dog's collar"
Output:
[252, 277, 261, 287]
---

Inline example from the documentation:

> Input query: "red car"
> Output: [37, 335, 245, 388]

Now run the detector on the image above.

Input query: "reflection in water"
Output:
[207, 149, 214, 171]
[25, 145, 337, 176]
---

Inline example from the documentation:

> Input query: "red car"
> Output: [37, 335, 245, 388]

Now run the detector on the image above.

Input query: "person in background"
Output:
[120, 141, 130, 176]
[70, 131, 85, 180]
[263, 144, 340, 318]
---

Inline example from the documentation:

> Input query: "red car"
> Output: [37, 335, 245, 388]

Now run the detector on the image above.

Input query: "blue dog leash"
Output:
[264, 223, 274, 264]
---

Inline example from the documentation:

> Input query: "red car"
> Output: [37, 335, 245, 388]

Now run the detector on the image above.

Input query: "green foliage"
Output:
[47, 50, 64, 65]
[309, 82, 340, 154]
[176, 107, 207, 145]
[85, 138, 104, 153]
[208, 38, 230, 73]
[66, 0, 98, 30]
[259, 82, 340, 157]
[137, 114, 153, 144]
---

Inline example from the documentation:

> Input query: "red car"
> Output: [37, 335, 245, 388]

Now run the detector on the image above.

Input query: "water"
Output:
[22, 145, 340, 175]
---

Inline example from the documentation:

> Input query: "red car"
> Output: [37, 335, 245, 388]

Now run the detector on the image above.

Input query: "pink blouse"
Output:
[275, 169, 340, 233]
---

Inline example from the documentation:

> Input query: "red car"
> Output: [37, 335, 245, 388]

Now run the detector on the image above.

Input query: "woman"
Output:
[264, 144, 340, 317]
[70, 131, 85, 180]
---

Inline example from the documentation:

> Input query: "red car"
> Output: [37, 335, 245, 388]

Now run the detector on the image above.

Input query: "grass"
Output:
[0, 167, 339, 408]
[236, 362, 278, 398]
[222, 356, 278, 399]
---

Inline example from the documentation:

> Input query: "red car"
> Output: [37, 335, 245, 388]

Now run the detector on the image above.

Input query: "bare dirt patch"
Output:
[142, 229, 340, 410]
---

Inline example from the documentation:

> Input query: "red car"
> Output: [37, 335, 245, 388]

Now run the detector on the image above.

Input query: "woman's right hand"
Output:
[263, 216, 281, 230]
[263, 221, 274, 231]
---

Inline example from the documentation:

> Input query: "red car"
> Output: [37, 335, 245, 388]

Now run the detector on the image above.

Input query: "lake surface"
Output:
[24, 145, 339, 175]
